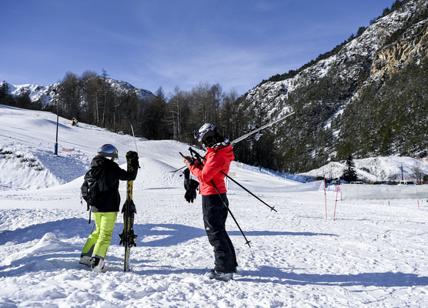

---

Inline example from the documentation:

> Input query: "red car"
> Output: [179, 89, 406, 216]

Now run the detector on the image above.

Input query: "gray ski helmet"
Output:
[97, 144, 118, 159]
[194, 123, 217, 143]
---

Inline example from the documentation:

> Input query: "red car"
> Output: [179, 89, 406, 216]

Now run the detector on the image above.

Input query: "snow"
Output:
[341, 184, 428, 200]
[0, 105, 427, 307]
[301, 156, 428, 182]
[1, 78, 155, 109]
[105, 78, 155, 100]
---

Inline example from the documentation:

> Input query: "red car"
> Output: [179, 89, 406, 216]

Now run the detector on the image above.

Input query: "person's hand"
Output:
[185, 187, 197, 203]
[126, 151, 140, 169]
[183, 156, 194, 167]
[184, 179, 199, 203]
[126, 151, 138, 161]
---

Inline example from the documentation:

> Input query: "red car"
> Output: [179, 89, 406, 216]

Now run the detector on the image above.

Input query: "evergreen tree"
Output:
[342, 155, 358, 182]
[139, 87, 169, 139]
[15, 92, 32, 109]
[0, 82, 8, 102]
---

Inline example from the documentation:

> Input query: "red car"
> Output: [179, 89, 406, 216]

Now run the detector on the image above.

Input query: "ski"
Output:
[171, 111, 295, 173]
[119, 162, 137, 272]
[230, 111, 295, 145]
[119, 124, 138, 272]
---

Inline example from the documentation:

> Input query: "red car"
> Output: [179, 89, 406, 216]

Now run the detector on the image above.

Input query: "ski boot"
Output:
[90, 256, 106, 272]
[207, 269, 234, 282]
[79, 254, 92, 267]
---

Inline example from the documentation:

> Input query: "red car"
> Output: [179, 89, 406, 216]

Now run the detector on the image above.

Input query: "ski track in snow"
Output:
[0, 105, 427, 307]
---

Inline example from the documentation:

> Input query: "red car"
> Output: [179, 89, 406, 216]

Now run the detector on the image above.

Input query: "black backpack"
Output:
[81, 166, 106, 210]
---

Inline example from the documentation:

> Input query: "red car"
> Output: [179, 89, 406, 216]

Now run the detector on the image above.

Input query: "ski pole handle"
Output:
[179, 152, 193, 165]
[188, 147, 204, 165]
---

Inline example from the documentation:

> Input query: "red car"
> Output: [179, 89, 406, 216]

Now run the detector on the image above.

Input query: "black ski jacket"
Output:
[86, 155, 138, 213]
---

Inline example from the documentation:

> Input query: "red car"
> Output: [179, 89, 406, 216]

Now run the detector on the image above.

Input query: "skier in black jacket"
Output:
[80, 144, 139, 271]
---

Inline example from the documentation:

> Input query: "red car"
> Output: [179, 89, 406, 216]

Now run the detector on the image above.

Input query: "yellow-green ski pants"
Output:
[82, 212, 117, 258]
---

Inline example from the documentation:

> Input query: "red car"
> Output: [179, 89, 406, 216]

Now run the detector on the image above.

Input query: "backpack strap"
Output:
[80, 194, 92, 224]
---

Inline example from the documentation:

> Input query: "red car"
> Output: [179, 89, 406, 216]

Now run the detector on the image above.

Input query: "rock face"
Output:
[371, 19, 428, 78]
[240, 0, 428, 173]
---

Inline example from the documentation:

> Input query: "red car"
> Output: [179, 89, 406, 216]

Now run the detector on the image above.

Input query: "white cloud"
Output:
[121, 42, 305, 95]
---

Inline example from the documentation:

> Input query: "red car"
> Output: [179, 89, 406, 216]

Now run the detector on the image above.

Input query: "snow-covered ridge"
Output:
[3, 82, 57, 108]
[1, 78, 155, 108]
[246, 0, 422, 115]
[105, 78, 154, 100]
[301, 156, 428, 182]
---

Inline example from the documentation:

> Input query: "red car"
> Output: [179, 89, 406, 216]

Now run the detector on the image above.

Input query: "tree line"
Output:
[0, 71, 268, 168]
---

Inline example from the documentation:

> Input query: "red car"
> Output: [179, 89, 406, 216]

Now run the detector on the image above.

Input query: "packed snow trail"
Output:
[0, 105, 427, 307]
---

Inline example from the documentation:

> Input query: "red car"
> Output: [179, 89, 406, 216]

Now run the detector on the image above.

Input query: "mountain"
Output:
[104, 78, 155, 100]
[239, 0, 428, 173]
[0, 78, 155, 108]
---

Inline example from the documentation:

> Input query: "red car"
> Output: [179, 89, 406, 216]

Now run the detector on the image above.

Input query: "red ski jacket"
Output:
[188, 144, 235, 196]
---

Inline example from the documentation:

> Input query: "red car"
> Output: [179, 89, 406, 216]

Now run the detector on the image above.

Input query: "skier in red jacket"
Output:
[184, 123, 238, 281]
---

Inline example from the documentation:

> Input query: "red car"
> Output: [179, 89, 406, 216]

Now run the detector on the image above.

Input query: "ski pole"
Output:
[189, 147, 277, 212]
[170, 165, 187, 173]
[221, 172, 277, 212]
[211, 180, 252, 248]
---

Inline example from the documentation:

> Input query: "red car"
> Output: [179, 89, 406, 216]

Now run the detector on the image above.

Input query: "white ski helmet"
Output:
[97, 144, 118, 159]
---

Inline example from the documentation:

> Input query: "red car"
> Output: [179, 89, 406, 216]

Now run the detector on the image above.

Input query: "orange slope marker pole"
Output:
[324, 176, 328, 220]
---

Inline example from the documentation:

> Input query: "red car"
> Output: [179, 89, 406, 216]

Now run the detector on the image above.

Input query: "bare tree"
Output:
[413, 165, 424, 184]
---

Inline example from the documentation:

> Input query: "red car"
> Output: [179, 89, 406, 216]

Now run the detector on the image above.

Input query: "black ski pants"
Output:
[202, 194, 237, 273]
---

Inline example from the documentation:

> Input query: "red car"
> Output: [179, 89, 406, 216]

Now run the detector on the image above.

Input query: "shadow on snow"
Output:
[0, 220, 427, 287]
[132, 266, 428, 288]
[0, 219, 337, 247]
[238, 266, 428, 287]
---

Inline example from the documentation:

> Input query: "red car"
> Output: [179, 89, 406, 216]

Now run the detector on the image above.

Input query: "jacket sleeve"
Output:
[189, 152, 224, 183]
[113, 164, 138, 181]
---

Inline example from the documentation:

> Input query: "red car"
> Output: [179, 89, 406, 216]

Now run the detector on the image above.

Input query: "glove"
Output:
[183, 168, 190, 179]
[126, 151, 140, 169]
[184, 179, 199, 203]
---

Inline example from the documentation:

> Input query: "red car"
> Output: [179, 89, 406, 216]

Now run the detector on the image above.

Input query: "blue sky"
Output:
[1, 0, 395, 95]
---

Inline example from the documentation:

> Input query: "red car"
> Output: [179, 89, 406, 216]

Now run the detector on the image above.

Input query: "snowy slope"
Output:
[0, 106, 427, 307]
